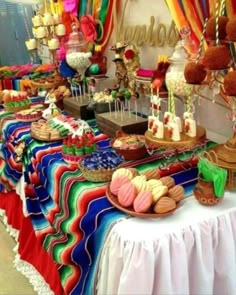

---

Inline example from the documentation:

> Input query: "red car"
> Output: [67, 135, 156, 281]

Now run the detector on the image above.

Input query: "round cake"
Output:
[184, 62, 207, 84]
[203, 45, 231, 70]
[206, 16, 228, 40]
[226, 16, 236, 41]
[223, 71, 236, 96]
[15, 108, 42, 122]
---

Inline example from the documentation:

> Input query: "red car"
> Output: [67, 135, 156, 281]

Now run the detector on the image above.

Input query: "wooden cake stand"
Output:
[145, 126, 206, 149]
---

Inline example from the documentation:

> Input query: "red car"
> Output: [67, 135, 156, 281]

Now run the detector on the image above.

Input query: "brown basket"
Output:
[79, 161, 117, 182]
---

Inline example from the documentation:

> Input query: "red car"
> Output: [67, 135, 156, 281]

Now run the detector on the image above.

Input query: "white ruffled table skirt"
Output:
[96, 191, 236, 295]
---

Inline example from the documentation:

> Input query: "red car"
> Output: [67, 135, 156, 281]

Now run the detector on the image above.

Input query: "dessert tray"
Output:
[106, 186, 178, 218]
[31, 119, 64, 141]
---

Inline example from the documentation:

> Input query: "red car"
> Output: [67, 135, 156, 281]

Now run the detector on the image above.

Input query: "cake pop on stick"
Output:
[77, 83, 82, 103]
[117, 91, 125, 121]
[133, 92, 139, 120]
[124, 88, 131, 117]
[111, 89, 118, 118]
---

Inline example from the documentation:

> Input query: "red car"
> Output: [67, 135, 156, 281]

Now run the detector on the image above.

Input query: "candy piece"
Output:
[153, 197, 176, 214]
[118, 182, 137, 207]
[148, 179, 163, 191]
[133, 191, 153, 213]
[160, 176, 175, 189]
[142, 169, 160, 180]
[168, 185, 184, 202]
[152, 185, 168, 203]
[112, 167, 133, 180]
[110, 175, 130, 196]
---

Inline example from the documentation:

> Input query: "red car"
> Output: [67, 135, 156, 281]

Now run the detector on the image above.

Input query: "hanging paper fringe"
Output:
[165, 0, 236, 47]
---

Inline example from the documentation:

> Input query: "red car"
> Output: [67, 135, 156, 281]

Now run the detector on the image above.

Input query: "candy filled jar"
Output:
[165, 27, 196, 98]
[165, 41, 193, 97]
[65, 23, 92, 76]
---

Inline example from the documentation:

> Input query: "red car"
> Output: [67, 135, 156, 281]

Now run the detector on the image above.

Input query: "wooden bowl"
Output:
[111, 130, 147, 161]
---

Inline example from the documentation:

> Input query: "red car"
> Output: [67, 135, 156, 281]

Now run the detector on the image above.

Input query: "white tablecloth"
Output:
[96, 192, 236, 295]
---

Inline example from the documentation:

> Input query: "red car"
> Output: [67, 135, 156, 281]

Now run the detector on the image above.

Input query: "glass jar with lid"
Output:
[65, 23, 92, 76]
[165, 26, 196, 98]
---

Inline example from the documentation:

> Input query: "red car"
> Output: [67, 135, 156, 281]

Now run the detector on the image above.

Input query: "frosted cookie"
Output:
[112, 168, 133, 180]
[160, 176, 175, 189]
[118, 182, 137, 207]
[141, 169, 160, 180]
[148, 179, 163, 191]
[152, 185, 168, 203]
[110, 175, 130, 196]
[168, 185, 184, 202]
[154, 197, 176, 214]
[133, 191, 153, 213]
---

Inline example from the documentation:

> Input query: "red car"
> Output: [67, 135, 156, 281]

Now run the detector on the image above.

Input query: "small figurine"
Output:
[124, 45, 140, 93]
[14, 141, 26, 163]
[113, 54, 129, 88]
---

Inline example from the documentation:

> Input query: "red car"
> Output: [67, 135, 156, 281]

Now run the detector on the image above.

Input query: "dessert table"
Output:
[97, 191, 236, 295]
[0, 108, 234, 295]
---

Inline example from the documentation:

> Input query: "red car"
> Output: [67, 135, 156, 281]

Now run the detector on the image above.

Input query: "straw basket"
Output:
[79, 160, 118, 182]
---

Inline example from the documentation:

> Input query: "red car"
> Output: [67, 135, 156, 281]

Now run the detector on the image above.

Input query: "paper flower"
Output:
[125, 49, 135, 60]
[80, 15, 97, 42]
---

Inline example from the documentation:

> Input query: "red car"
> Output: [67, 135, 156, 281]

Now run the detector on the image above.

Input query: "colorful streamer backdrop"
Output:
[165, 0, 236, 46]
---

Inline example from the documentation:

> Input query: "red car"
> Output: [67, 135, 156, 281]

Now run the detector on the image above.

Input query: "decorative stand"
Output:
[145, 126, 206, 149]
[63, 96, 95, 120]
[96, 111, 148, 138]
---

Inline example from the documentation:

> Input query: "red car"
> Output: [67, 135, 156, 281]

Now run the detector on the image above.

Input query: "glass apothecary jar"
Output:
[165, 41, 192, 97]
[65, 23, 92, 76]
[166, 27, 196, 98]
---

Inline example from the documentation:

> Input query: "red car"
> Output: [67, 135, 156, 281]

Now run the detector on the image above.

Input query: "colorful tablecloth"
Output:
[0, 110, 216, 294]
